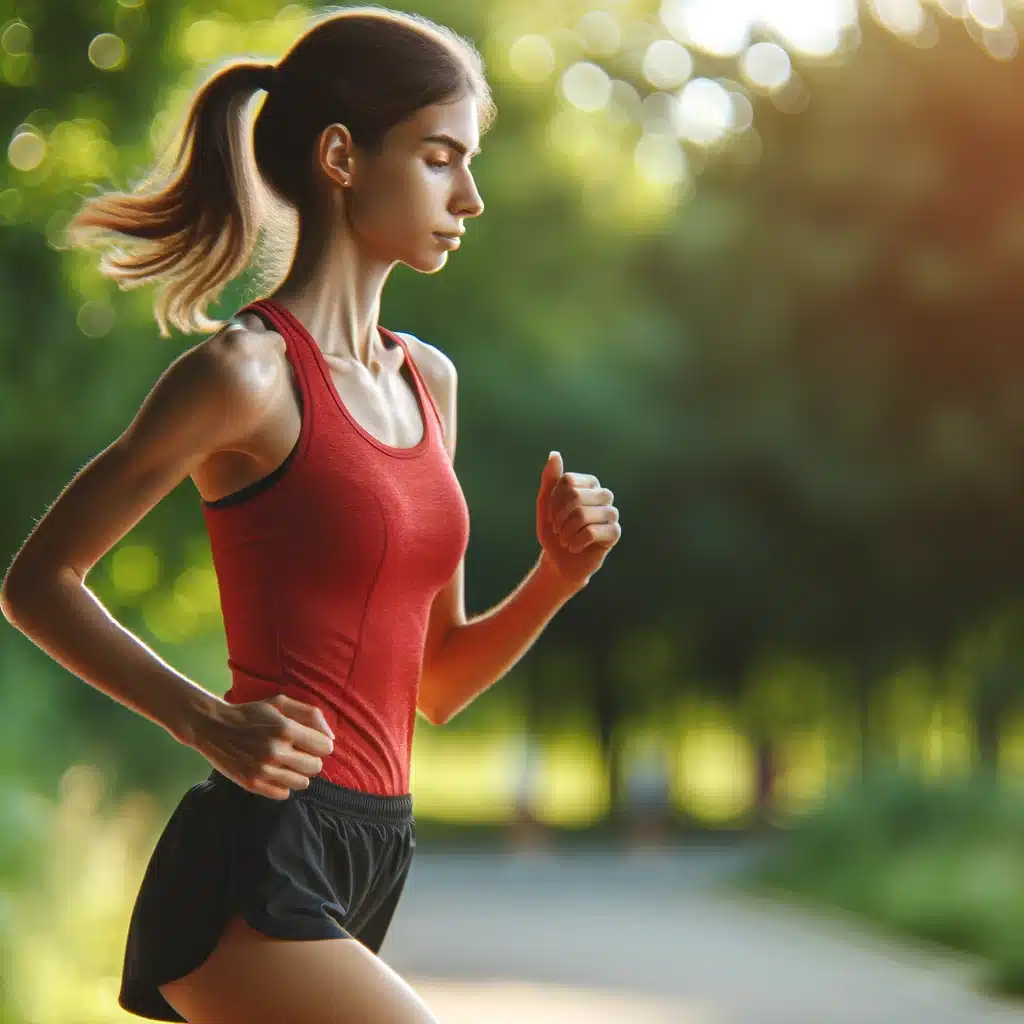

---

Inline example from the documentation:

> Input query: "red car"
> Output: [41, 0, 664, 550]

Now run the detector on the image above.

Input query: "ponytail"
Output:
[67, 60, 274, 338]
[66, 7, 495, 339]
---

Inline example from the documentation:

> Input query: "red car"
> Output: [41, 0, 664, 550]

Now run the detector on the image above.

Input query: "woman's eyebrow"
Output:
[420, 133, 481, 158]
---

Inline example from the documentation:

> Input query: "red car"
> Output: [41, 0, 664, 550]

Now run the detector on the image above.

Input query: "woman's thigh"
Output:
[158, 912, 439, 1024]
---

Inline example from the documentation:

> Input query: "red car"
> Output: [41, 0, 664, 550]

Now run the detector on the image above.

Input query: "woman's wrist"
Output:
[165, 681, 228, 749]
[535, 550, 587, 601]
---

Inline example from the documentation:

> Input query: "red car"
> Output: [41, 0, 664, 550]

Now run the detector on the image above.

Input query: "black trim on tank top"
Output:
[200, 432, 302, 509]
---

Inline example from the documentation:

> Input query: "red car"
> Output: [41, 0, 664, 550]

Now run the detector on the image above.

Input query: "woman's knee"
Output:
[158, 913, 438, 1023]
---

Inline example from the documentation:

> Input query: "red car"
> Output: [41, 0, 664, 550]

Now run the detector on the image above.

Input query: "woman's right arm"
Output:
[0, 326, 271, 748]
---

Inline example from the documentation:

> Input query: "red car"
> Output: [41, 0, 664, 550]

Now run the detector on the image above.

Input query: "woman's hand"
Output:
[536, 451, 622, 592]
[188, 693, 336, 800]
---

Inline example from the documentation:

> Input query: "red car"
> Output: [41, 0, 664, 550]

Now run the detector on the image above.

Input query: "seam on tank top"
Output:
[343, 485, 390, 696]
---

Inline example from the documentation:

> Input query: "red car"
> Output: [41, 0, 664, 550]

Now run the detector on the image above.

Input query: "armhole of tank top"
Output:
[388, 330, 446, 441]
[201, 304, 312, 511]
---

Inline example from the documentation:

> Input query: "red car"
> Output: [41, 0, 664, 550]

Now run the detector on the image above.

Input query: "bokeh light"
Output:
[8, 129, 45, 172]
[982, 20, 1019, 55]
[76, 300, 116, 339]
[635, 131, 691, 187]
[575, 10, 621, 56]
[642, 39, 694, 90]
[661, 0, 753, 57]
[869, 0, 928, 36]
[1, 19, 32, 55]
[87, 33, 126, 71]
[729, 89, 756, 132]
[674, 78, 735, 146]
[109, 544, 160, 598]
[560, 60, 613, 112]
[742, 41, 793, 91]
[607, 79, 643, 126]
[968, 0, 1007, 29]
[508, 34, 556, 82]
[766, 0, 858, 56]
[642, 91, 677, 134]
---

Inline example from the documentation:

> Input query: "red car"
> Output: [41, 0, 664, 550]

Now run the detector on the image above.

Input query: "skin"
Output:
[0, 89, 621, 1023]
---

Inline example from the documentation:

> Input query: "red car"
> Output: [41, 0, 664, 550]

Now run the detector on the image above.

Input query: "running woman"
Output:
[0, 7, 622, 1022]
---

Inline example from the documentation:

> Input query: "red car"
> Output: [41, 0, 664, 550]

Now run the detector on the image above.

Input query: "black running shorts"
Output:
[118, 767, 416, 1021]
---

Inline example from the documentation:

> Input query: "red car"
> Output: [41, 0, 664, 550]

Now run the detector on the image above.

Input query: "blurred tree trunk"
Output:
[856, 669, 875, 781]
[754, 734, 778, 830]
[974, 668, 1006, 775]
[592, 634, 625, 825]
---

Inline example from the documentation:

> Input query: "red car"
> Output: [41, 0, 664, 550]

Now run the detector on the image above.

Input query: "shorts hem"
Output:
[239, 910, 352, 943]
[118, 917, 353, 1020]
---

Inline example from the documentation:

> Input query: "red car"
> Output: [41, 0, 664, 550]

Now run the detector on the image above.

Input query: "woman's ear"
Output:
[318, 124, 356, 189]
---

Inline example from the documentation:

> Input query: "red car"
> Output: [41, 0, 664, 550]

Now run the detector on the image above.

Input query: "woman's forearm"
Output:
[419, 554, 581, 725]
[1, 570, 224, 747]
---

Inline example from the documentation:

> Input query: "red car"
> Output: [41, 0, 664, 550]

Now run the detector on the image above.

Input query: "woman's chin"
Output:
[406, 250, 449, 275]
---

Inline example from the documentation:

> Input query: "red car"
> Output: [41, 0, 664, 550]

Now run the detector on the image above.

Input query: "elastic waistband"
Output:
[207, 769, 413, 823]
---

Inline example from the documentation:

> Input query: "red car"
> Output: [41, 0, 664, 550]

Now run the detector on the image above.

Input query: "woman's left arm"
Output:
[406, 336, 621, 726]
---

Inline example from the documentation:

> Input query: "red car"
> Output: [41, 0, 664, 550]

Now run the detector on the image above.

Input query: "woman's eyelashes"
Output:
[424, 155, 477, 173]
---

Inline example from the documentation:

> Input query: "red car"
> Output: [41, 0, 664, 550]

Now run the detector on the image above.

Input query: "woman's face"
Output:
[328, 93, 485, 273]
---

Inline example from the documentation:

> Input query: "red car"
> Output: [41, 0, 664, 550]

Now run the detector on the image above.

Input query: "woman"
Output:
[0, 7, 621, 1022]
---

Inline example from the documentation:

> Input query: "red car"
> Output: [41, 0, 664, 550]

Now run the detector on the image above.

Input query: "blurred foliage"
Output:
[748, 771, 1024, 996]
[1, 0, 1024, 890]
[4, 0, 1024, 1010]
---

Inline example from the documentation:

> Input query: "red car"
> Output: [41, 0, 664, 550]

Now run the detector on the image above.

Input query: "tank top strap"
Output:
[239, 298, 321, 387]
[381, 328, 446, 440]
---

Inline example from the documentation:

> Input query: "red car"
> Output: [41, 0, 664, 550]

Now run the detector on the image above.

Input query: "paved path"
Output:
[379, 848, 1023, 1024]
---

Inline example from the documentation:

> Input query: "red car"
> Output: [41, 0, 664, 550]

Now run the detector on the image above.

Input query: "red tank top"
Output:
[200, 297, 470, 795]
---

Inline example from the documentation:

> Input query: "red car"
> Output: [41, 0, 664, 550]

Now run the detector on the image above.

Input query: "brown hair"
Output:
[67, 6, 495, 337]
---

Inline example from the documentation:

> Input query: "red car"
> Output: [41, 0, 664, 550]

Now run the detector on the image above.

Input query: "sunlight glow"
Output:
[674, 78, 735, 146]
[968, 0, 1007, 28]
[765, 0, 858, 56]
[661, 0, 753, 56]
[660, 0, 857, 59]
[869, 0, 928, 35]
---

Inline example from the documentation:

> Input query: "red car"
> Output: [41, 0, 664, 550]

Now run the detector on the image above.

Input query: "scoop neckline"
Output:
[256, 298, 430, 459]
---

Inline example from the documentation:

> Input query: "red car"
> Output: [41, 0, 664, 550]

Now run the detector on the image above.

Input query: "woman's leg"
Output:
[158, 912, 439, 1024]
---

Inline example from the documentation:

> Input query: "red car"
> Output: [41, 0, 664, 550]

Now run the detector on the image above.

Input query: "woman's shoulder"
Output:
[156, 312, 291, 443]
[198, 312, 288, 397]
[394, 331, 456, 394]
[393, 331, 458, 457]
